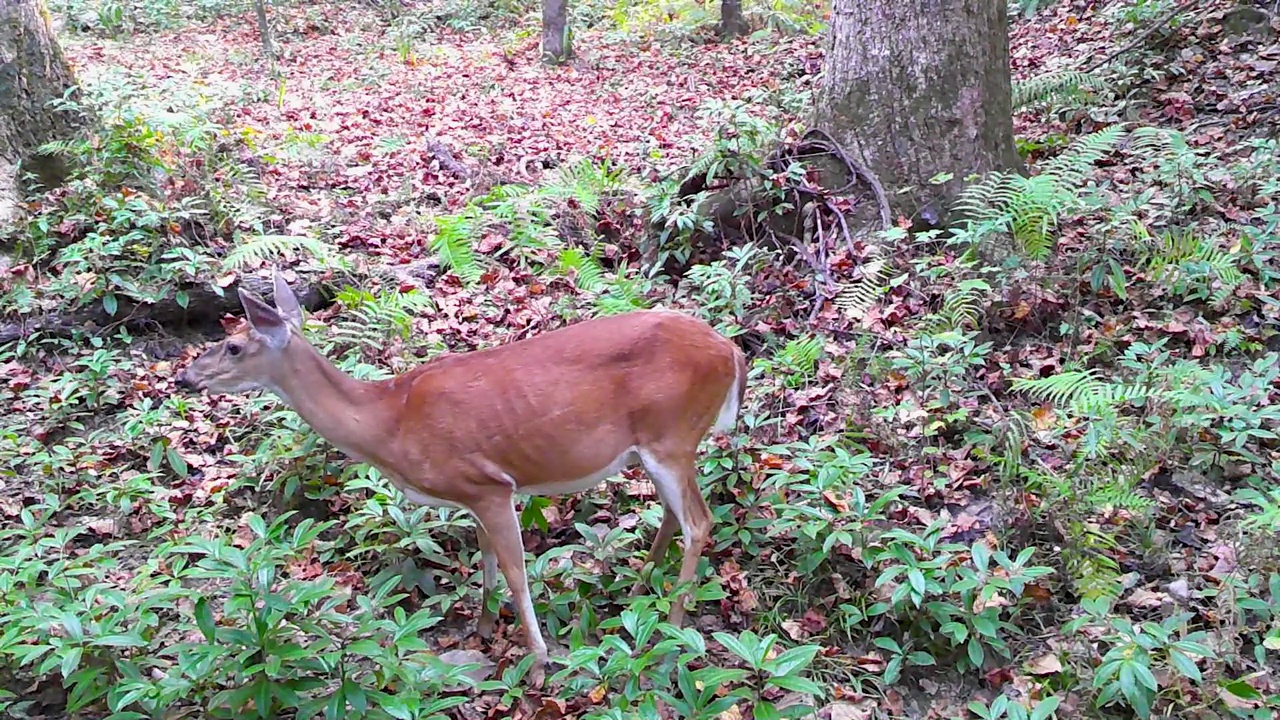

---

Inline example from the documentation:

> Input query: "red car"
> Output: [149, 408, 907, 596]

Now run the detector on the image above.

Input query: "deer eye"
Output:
[227, 343, 243, 357]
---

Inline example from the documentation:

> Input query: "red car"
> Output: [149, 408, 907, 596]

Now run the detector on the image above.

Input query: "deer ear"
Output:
[239, 287, 291, 349]
[272, 271, 303, 332]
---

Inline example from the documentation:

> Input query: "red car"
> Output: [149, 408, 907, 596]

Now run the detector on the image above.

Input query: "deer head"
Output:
[176, 272, 304, 394]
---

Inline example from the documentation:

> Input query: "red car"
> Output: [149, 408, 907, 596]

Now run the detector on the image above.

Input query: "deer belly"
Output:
[522, 447, 639, 496]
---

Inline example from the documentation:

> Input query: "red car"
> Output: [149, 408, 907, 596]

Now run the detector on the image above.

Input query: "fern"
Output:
[954, 126, 1126, 260]
[835, 228, 903, 319]
[222, 234, 336, 271]
[1012, 70, 1107, 110]
[1012, 369, 1152, 415]
[921, 278, 990, 333]
[556, 247, 607, 292]
[324, 286, 435, 355]
[774, 335, 824, 387]
[431, 211, 484, 285]
[429, 157, 626, 280]
[1064, 522, 1124, 601]
[593, 264, 650, 316]
[1039, 125, 1126, 188]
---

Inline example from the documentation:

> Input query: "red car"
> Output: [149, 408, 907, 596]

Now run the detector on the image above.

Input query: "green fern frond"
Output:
[924, 278, 991, 333]
[222, 234, 335, 271]
[556, 247, 607, 292]
[1065, 523, 1123, 601]
[1039, 125, 1126, 188]
[326, 286, 434, 353]
[835, 228, 901, 319]
[1012, 70, 1108, 110]
[431, 211, 484, 285]
[593, 264, 650, 316]
[1012, 369, 1152, 416]
[953, 126, 1125, 261]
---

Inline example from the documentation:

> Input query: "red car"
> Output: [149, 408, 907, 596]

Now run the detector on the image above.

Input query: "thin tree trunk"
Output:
[0, 0, 86, 225]
[252, 0, 274, 63]
[718, 0, 748, 39]
[540, 0, 572, 65]
[814, 0, 1020, 227]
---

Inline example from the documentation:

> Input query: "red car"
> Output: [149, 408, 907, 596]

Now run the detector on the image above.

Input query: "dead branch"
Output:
[0, 273, 333, 344]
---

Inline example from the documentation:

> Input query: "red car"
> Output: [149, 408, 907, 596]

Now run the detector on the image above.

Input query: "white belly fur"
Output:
[522, 447, 640, 496]
[389, 447, 640, 507]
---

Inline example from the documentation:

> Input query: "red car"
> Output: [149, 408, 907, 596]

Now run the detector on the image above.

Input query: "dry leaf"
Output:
[1026, 653, 1063, 675]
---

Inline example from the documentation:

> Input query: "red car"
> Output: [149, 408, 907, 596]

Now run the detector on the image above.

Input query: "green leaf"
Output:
[93, 634, 147, 648]
[765, 645, 819, 677]
[193, 594, 216, 638]
[60, 646, 83, 679]
[1132, 662, 1158, 691]
[753, 701, 782, 720]
[767, 673, 824, 695]
[907, 568, 927, 597]
[967, 637, 984, 668]
[972, 542, 991, 572]
[104, 293, 118, 316]
[1029, 696, 1061, 720]
[166, 447, 188, 477]
[713, 632, 759, 668]
[1220, 679, 1263, 701]
[908, 652, 936, 666]
[872, 636, 902, 654]
[347, 639, 384, 658]
[884, 655, 903, 684]
[520, 497, 551, 532]
[1168, 649, 1201, 682]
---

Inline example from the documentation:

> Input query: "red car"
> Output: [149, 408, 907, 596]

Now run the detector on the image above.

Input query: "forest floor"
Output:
[1, 0, 1279, 718]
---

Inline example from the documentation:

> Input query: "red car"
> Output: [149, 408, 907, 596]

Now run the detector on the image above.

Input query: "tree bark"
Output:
[718, 0, 748, 39]
[814, 0, 1020, 227]
[0, 0, 85, 226]
[540, 0, 572, 65]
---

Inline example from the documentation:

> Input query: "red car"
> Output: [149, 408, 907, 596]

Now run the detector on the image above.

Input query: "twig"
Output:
[798, 128, 893, 231]
[825, 199, 857, 258]
[1083, 0, 1201, 73]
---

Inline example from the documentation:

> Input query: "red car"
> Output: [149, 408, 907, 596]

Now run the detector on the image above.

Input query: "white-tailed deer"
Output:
[176, 273, 747, 683]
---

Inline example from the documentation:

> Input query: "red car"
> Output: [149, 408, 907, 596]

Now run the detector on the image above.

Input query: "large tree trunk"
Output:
[718, 0, 748, 38]
[540, 0, 572, 65]
[0, 0, 84, 226]
[814, 0, 1020, 227]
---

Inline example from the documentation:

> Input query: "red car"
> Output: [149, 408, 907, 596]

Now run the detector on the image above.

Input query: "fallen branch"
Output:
[1084, 0, 1202, 73]
[424, 138, 475, 181]
[0, 273, 333, 344]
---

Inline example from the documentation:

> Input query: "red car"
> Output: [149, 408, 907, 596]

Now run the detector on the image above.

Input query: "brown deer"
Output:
[176, 272, 747, 684]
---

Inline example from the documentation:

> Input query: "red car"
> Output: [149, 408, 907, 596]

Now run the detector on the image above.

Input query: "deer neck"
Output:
[268, 335, 393, 462]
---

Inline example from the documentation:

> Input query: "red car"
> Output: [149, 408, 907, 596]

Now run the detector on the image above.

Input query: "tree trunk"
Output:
[0, 0, 85, 226]
[814, 0, 1020, 227]
[718, 0, 748, 39]
[540, 0, 572, 65]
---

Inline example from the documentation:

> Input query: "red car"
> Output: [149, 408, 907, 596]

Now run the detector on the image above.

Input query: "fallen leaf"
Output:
[1026, 653, 1063, 675]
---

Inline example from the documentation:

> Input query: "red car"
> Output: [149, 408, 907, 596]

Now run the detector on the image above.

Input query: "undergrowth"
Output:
[3, 1, 1280, 719]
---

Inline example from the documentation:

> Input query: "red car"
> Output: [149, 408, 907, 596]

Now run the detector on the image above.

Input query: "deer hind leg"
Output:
[471, 496, 550, 682]
[637, 447, 712, 627]
[630, 510, 679, 597]
[474, 524, 500, 638]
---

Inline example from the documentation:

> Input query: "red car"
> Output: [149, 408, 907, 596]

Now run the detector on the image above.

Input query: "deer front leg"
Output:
[473, 496, 550, 686]
[475, 524, 500, 639]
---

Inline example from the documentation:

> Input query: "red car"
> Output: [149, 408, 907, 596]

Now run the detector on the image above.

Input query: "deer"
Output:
[175, 272, 748, 684]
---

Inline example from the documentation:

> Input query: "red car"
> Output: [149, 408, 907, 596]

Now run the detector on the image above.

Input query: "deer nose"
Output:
[175, 370, 197, 391]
